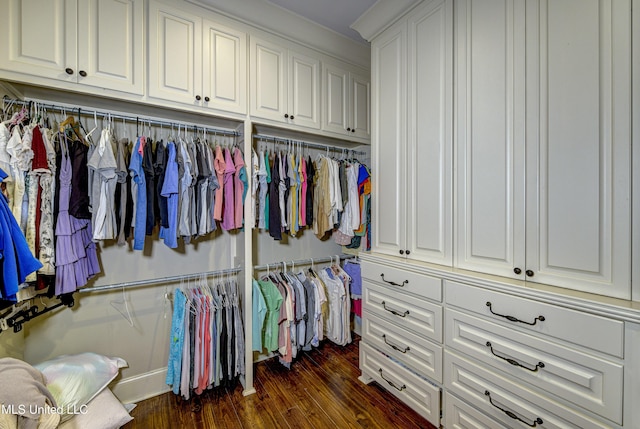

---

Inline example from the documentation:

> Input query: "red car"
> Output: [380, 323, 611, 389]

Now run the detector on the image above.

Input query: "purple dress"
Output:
[55, 136, 100, 295]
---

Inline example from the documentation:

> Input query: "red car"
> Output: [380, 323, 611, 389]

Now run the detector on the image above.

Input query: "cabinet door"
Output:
[288, 49, 320, 129]
[349, 71, 371, 139]
[148, 1, 202, 105]
[371, 22, 407, 257]
[406, 0, 452, 265]
[77, 0, 143, 94]
[250, 36, 287, 122]
[322, 63, 349, 135]
[0, 0, 77, 82]
[525, 0, 631, 298]
[455, 0, 526, 278]
[202, 20, 246, 114]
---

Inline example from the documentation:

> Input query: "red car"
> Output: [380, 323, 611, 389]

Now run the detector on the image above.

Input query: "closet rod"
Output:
[253, 254, 356, 271]
[78, 266, 242, 294]
[253, 133, 367, 156]
[2, 96, 239, 137]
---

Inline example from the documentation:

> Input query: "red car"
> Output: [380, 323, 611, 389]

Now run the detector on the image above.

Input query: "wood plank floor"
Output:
[123, 335, 437, 429]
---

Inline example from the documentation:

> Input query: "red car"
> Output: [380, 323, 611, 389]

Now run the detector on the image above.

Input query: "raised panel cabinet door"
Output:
[77, 0, 144, 94]
[148, 1, 202, 105]
[322, 63, 349, 134]
[371, 22, 407, 257]
[406, 0, 452, 265]
[288, 49, 320, 129]
[0, 0, 77, 82]
[349, 71, 371, 139]
[202, 20, 247, 114]
[250, 36, 287, 122]
[455, 0, 526, 278]
[525, 0, 631, 298]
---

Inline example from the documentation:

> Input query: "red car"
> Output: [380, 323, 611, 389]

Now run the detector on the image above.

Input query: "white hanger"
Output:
[110, 286, 134, 327]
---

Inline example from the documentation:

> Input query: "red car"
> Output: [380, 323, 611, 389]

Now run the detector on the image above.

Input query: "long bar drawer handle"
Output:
[382, 334, 410, 353]
[485, 341, 545, 372]
[378, 368, 406, 392]
[486, 302, 545, 325]
[380, 273, 408, 287]
[484, 390, 543, 427]
[381, 301, 410, 318]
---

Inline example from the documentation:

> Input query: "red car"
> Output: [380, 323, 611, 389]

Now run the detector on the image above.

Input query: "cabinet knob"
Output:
[405, 250, 411, 255]
[204, 96, 210, 102]
[284, 113, 289, 118]
[351, 128, 356, 133]
[290, 115, 294, 120]
[195, 95, 202, 101]
[78, 70, 87, 77]
[399, 250, 404, 255]
[526, 270, 534, 277]
[347, 127, 351, 132]
[513, 267, 522, 275]
[65, 68, 74, 75]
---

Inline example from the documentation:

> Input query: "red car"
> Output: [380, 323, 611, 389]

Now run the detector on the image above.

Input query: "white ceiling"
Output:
[265, 0, 377, 44]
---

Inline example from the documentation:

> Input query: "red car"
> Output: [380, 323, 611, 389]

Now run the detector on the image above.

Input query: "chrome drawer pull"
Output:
[378, 368, 406, 392]
[381, 301, 410, 318]
[382, 334, 410, 353]
[380, 273, 408, 287]
[485, 341, 545, 372]
[486, 301, 545, 326]
[484, 390, 543, 427]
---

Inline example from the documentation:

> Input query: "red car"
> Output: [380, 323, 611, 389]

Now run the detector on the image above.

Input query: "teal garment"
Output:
[264, 151, 271, 231]
[240, 165, 248, 227]
[252, 279, 267, 351]
[257, 278, 283, 352]
[166, 288, 186, 394]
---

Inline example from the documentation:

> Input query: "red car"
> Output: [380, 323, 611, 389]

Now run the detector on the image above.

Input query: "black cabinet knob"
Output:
[347, 127, 351, 131]
[399, 250, 405, 255]
[526, 270, 534, 277]
[65, 68, 74, 75]
[78, 70, 87, 77]
[284, 113, 289, 118]
[514, 267, 522, 275]
[196, 95, 202, 101]
[204, 96, 210, 102]
[405, 250, 411, 255]
[290, 115, 294, 120]
[351, 128, 356, 133]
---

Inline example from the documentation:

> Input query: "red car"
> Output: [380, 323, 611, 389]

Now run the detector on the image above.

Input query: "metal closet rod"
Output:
[253, 254, 356, 271]
[2, 96, 239, 137]
[78, 266, 242, 293]
[253, 133, 367, 156]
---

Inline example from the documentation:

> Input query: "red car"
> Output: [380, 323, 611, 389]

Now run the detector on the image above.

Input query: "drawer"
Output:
[443, 391, 509, 429]
[445, 351, 614, 429]
[445, 280, 624, 357]
[361, 260, 442, 302]
[445, 308, 623, 423]
[360, 342, 441, 427]
[362, 311, 443, 383]
[364, 281, 442, 343]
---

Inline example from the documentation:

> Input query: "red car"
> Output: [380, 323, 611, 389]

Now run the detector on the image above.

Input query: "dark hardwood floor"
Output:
[123, 335, 437, 429]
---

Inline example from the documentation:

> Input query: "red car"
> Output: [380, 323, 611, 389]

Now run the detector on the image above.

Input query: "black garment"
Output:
[68, 139, 91, 219]
[268, 153, 282, 240]
[142, 139, 156, 235]
[305, 156, 314, 226]
[154, 142, 169, 229]
[282, 153, 289, 233]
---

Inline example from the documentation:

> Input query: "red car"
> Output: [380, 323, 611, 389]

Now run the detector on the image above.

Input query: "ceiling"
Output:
[265, 0, 377, 44]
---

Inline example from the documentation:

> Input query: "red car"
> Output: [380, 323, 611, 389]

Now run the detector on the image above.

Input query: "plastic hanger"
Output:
[110, 286, 134, 327]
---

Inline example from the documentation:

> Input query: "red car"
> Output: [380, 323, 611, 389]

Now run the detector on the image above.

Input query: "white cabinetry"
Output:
[0, 0, 144, 94]
[322, 61, 370, 139]
[371, 0, 452, 265]
[250, 36, 320, 130]
[455, 0, 631, 298]
[148, 0, 246, 114]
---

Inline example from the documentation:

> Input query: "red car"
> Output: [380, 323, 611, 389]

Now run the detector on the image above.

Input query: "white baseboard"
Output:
[111, 367, 171, 404]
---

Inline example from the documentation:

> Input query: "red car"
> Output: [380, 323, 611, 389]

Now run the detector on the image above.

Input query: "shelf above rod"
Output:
[252, 133, 368, 156]
[78, 266, 243, 294]
[253, 254, 356, 271]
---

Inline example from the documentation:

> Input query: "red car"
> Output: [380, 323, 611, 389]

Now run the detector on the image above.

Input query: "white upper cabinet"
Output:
[0, 0, 144, 94]
[250, 36, 320, 130]
[148, 0, 246, 114]
[455, 0, 631, 298]
[322, 61, 371, 139]
[372, 0, 452, 264]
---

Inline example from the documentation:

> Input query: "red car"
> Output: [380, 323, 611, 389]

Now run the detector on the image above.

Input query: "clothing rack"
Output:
[2, 96, 239, 137]
[78, 266, 243, 294]
[253, 133, 367, 156]
[253, 254, 356, 271]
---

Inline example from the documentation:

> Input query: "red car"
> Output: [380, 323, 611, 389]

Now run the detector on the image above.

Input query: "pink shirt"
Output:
[300, 156, 307, 226]
[233, 148, 245, 229]
[213, 146, 225, 221]
[220, 147, 236, 230]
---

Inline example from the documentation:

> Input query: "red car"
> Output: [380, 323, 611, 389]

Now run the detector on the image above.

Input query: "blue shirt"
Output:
[129, 137, 147, 251]
[160, 142, 179, 249]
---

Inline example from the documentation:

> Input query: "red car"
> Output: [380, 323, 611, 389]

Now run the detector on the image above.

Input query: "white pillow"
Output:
[34, 353, 127, 422]
[57, 388, 133, 429]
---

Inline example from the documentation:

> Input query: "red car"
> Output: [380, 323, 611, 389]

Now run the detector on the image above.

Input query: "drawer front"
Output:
[445, 280, 624, 357]
[360, 342, 441, 427]
[444, 392, 509, 429]
[445, 308, 623, 423]
[362, 311, 443, 383]
[362, 260, 442, 302]
[364, 281, 443, 343]
[444, 351, 613, 429]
